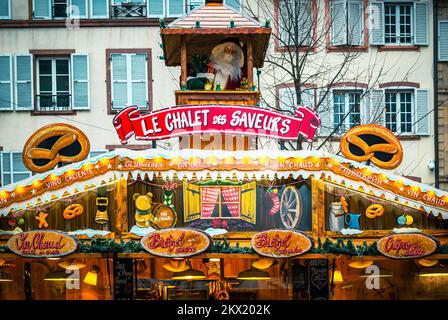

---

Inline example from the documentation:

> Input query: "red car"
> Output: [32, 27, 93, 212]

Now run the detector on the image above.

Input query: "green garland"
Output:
[0, 238, 447, 256]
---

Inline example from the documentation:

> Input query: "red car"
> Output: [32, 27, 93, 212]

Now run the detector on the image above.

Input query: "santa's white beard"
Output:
[212, 59, 242, 88]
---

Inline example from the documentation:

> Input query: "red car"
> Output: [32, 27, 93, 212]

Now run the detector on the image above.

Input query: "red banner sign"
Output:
[113, 105, 320, 144]
[376, 233, 439, 259]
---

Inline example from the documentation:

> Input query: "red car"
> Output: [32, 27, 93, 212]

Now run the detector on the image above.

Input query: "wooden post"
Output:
[247, 38, 254, 89]
[181, 36, 187, 87]
[311, 177, 325, 239]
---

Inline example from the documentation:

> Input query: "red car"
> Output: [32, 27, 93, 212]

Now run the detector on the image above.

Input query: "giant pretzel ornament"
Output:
[365, 204, 384, 219]
[22, 123, 90, 173]
[63, 204, 84, 220]
[340, 124, 403, 170]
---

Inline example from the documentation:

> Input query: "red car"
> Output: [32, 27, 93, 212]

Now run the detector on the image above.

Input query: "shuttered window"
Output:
[111, 53, 149, 110]
[0, 55, 13, 111]
[278, 86, 314, 115]
[0, 0, 11, 19]
[329, 0, 364, 46]
[33, 0, 109, 19]
[148, 0, 185, 17]
[370, 1, 428, 46]
[278, 0, 314, 47]
[439, 21, 448, 61]
[332, 90, 362, 134]
[0, 152, 32, 186]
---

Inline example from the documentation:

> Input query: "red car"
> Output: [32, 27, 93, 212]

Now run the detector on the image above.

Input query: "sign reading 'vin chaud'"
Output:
[113, 105, 320, 144]
[7, 230, 78, 258]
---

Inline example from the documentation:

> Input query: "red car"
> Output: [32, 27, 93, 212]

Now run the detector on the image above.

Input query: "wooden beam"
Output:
[115, 178, 128, 235]
[247, 38, 254, 88]
[180, 36, 187, 87]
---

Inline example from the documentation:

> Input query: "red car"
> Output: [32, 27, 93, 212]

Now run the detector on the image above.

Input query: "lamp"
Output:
[83, 266, 101, 286]
[348, 260, 374, 269]
[418, 266, 448, 277]
[0, 271, 12, 282]
[58, 261, 87, 271]
[172, 269, 206, 280]
[237, 269, 271, 280]
[332, 270, 344, 283]
[416, 259, 439, 268]
[44, 270, 79, 282]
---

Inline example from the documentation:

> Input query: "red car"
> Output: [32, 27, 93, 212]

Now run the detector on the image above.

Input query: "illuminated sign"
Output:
[251, 229, 313, 258]
[376, 233, 439, 259]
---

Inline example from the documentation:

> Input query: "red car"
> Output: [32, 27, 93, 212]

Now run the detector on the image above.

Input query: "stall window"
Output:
[200, 186, 241, 219]
[0, 0, 11, 19]
[0, 152, 32, 186]
[277, 0, 314, 47]
[108, 50, 151, 112]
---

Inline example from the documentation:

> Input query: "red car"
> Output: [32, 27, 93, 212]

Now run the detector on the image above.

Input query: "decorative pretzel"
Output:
[22, 123, 90, 173]
[365, 204, 384, 219]
[63, 204, 84, 220]
[340, 124, 403, 170]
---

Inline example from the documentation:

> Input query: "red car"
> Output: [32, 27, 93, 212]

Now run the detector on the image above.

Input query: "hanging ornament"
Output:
[8, 219, 16, 227]
[17, 218, 25, 226]
[205, 260, 221, 276]
[63, 204, 84, 220]
[267, 187, 280, 216]
[341, 196, 349, 213]
[405, 215, 414, 225]
[36, 211, 48, 229]
[365, 204, 384, 219]
[95, 189, 109, 224]
[162, 180, 177, 211]
[397, 215, 407, 226]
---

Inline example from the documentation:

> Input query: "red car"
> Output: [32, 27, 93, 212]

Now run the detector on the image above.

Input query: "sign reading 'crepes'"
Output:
[376, 233, 439, 259]
[113, 105, 320, 144]
[7, 230, 78, 258]
[251, 229, 313, 258]
[141, 228, 211, 258]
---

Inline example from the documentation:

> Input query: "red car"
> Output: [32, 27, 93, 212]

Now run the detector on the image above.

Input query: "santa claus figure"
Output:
[209, 41, 244, 90]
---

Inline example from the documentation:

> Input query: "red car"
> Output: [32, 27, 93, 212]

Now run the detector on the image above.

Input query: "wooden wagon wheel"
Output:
[280, 186, 302, 229]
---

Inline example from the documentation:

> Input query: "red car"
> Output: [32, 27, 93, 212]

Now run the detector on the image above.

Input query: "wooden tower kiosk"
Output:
[160, 0, 271, 150]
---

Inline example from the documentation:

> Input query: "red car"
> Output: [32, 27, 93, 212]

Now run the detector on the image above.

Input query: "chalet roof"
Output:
[160, 3, 271, 67]
[0, 149, 447, 219]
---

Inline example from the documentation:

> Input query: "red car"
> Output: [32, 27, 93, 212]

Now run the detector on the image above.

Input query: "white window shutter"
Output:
[70, 0, 88, 18]
[278, 87, 297, 115]
[148, 0, 165, 17]
[0, 55, 13, 111]
[415, 89, 430, 135]
[369, 1, 384, 45]
[33, 0, 51, 19]
[298, 0, 313, 46]
[370, 89, 385, 126]
[225, 0, 241, 11]
[91, 0, 108, 18]
[439, 21, 448, 61]
[168, 0, 185, 17]
[131, 54, 148, 109]
[317, 89, 333, 136]
[330, 0, 347, 46]
[0, 0, 11, 19]
[348, 0, 363, 46]
[71, 54, 90, 110]
[111, 54, 128, 110]
[414, 2, 429, 45]
[361, 91, 370, 124]
[15, 55, 33, 111]
[301, 88, 314, 109]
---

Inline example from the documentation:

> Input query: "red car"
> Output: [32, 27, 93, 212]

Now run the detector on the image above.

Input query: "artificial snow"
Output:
[129, 225, 156, 237]
[68, 229, 111, 237]
[340, 228, 363, 235]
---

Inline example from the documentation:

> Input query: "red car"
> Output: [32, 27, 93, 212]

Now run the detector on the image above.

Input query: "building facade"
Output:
[0, 0, 436, 185]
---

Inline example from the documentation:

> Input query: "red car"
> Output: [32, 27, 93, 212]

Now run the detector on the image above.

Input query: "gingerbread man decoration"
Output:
[36, 211, 48, 229]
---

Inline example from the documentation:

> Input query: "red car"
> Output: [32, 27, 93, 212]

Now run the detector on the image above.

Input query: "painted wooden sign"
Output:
[376, 233, 439, 259]
[7, 230, 78, 258]
[141, 228, 211, 258]
[251, 229, 313, 258]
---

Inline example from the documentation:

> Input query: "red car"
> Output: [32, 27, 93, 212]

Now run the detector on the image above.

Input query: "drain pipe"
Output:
[434, 0, 440, 188]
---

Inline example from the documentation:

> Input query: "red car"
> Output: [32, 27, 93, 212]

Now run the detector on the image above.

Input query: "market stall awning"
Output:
[0, 149, 447, 218]
[160, 2, 271, 67]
